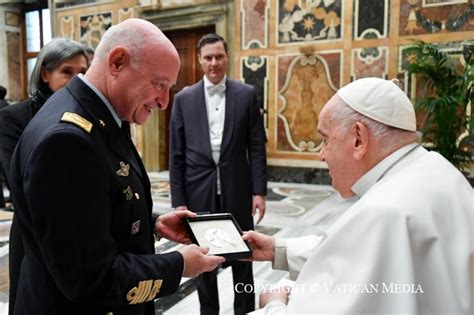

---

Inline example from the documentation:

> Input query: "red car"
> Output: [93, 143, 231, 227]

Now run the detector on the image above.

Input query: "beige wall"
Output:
[42, 0, 474, 172]
[234, 0, 474, 168]
[0, 5, 22, 102]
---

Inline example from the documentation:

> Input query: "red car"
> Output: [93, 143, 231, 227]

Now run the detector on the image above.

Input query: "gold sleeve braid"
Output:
[126, 279, 163, 304]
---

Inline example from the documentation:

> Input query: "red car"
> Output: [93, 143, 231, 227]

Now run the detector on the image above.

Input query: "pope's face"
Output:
[317, 97, 357, 198]
[198, 41, 229, 84]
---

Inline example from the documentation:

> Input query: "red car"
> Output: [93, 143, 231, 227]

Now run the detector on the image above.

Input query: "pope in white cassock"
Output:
[243, 77, 473, 314]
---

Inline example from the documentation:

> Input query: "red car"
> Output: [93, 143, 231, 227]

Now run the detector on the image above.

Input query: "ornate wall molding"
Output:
[353, 0, 389, 40]
[118, 7, 134, 22]
[351, 46, 388, 80]
[241, 55, 269, 130]
[240, 0, 269, 49]
[60, 15, 74, 39]
[138, 3, 227, 32]
[276, 52, 341, 153]
[277, 0, 343, 45]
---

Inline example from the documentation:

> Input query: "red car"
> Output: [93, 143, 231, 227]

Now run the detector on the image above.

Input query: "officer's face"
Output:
[41, 54, 88, 92]
[198, 41, 229, 85]
[113, 45, 179, 125]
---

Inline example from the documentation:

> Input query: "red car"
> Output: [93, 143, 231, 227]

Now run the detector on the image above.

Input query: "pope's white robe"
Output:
[254, 144, 473, 314]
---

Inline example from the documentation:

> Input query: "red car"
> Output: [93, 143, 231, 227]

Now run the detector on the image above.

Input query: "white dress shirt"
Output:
[203, 75, 226, 194]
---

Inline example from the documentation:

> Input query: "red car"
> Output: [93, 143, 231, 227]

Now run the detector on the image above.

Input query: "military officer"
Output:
[9, 19, 224, 315]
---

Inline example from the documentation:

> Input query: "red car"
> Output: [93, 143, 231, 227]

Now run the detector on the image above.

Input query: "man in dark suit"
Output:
[169, 33, 267, 315]
[0, 85, 8, 208]
[9, 19, 224, 315]
[0, 86, 8, 109]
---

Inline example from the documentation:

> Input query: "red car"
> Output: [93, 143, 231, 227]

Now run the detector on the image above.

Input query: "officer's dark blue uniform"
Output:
[9, 76, 183, 315]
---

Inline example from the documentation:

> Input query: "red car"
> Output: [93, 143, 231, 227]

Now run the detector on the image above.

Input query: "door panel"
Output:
[159, 26, 215, 170]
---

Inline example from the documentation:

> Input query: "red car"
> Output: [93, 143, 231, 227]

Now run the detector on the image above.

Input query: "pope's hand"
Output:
[259, 286, 291, 308]
[242, 230, 275, 262]
[155, 210, 196, 244]
[179, 245, 225, 278]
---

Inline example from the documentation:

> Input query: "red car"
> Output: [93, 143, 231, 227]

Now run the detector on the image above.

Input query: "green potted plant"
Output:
[406, 41, 473, 172]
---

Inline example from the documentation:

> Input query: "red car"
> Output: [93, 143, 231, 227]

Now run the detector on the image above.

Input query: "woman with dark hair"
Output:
[0, 37, 88, 315]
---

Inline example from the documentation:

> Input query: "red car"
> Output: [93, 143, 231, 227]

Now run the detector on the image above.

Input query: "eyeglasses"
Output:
[135, 68, 172, 92]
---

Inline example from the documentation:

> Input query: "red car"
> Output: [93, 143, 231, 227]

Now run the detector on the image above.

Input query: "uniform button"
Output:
[135, 193, 140, 200]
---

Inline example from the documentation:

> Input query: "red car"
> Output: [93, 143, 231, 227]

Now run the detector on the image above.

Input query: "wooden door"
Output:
[157, 26, 215, 170]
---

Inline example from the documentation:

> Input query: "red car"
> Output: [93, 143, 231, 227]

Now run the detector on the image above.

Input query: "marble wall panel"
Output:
[353, 0, 389, 39]
[400, 0, 474, 35]
[277, 0, 343, 45]
[241, 56, 268, 129]
[6, 31, 21, 101]
[398, 42, 467, 130]
[398, 42, 465, 95]
[60, 16, 74, 39]
[241, 0, 268, 49]
[351, 46, 388, 80]
[79, 12, 112, 48]
[276, 52, 341, 152]
[422, 0, 468, 7]
[118, 7, 134, 23]
[5, 11, 20, 27]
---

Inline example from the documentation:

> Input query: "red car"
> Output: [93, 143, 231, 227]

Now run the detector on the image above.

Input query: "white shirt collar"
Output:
[204, 75, 226, 89]
[351, 142, 419, 197]
[78, 74, 122, 128]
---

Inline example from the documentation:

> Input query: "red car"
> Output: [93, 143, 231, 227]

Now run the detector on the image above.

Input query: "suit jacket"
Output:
[0, 90, 49, 315]
[0, 99, 8, 109]
[9, 76, 183, 315]
[0, 90, 48, 184]
[169, 78, 267, 231]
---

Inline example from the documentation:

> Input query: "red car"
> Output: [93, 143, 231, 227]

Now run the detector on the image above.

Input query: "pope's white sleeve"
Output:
[273, 235, 324, 280]
[272, 238, 289, 271]
[249, 301, 287, 315]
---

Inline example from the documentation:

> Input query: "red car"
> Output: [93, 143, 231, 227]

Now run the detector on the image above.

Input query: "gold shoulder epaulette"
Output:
[60, 112, 93, 134]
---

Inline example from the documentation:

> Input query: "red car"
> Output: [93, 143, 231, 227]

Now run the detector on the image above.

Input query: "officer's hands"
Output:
[155, 210, 196, 244]
[179, 245, 225, 278]
[252, 195, 266, 224]
[242, 230, 275, 262]
[175, 205, 188, 211]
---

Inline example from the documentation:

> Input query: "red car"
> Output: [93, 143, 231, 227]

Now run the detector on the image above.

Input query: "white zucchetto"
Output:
[337, 77, 417, 131]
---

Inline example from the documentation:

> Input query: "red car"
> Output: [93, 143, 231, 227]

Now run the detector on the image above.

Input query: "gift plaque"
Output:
[184, 213, 252, 261]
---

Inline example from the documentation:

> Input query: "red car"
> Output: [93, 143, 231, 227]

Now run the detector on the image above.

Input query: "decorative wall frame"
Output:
[5, 11, 20, 27]
[241, 56, 269, 130]
[398, 41, 467, 98]
[60, 16, 74, 39]
[6, 31, 22, 101]
[79, 12, 112, 48]
[351, 46, 388, 80]
[240, 0, 269, 49]
[422, 0, 468, 7]
[277, 0, 343, 45]
[400, 0, 474, 35]
[276, 52, 341, 152]
[118, 7, 134, 22]
[353, 0, 389, 40]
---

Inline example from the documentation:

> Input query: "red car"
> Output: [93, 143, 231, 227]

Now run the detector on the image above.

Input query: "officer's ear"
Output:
[108, 47, 129, 75]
